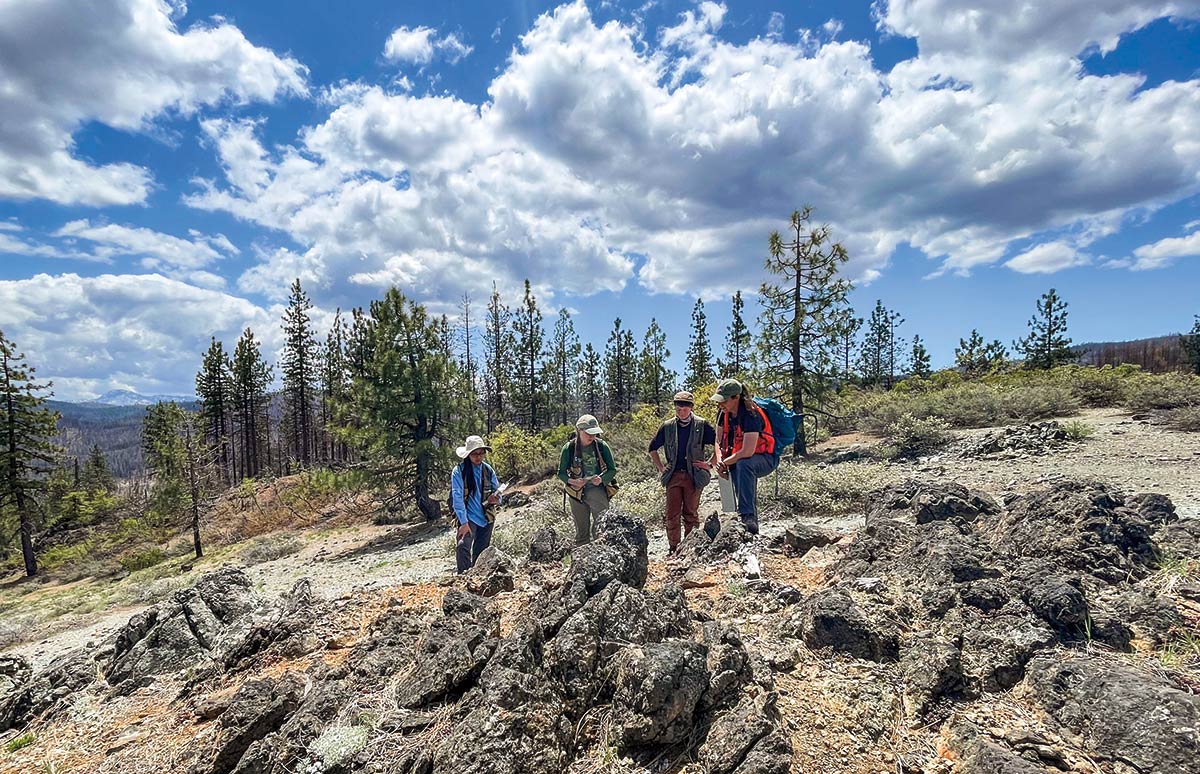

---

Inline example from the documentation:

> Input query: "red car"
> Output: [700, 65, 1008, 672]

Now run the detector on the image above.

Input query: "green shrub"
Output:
[886, 413, 956, 457]
[772, 460, 888, 517]
[308, 724, 369, 770]
[5, 731, 35, 753]
[119, 547, 167, 573]
[1062, 420, 1095, 441]
[1167, 405, 1200, 432]
[489, 424, 557, 482]
[1124, 372, 1200, 411]
[241, 534, 305, 565]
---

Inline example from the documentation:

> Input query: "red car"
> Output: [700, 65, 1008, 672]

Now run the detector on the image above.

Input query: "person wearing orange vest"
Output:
[711, 378, 778, 535]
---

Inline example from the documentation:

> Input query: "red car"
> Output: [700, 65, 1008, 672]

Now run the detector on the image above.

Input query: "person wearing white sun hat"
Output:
[451, 435, 501, 573]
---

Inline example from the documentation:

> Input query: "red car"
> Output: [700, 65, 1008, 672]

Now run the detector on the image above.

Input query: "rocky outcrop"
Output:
[1029, 654, 1200, 774]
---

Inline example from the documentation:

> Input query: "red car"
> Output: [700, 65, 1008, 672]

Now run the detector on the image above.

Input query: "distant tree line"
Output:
[5, 206, 1200, 575]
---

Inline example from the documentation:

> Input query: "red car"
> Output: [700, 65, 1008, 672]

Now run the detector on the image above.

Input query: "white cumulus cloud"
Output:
[0, 273, 277, 401]
[383, 26, 473, 65]
[0, 0, 306, 206]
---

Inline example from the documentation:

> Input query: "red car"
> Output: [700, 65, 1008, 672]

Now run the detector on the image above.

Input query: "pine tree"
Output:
[910, 335, 932, 379]
[685, 298, 715, 390]
[80, 444, 115, 493]
[860, 301, 890, 388]
[457, 293, 479, 407]
[721, 291, 752, 378]
[321, 311, 349, 464]
[231, 328, 273, 478]
[482, 283, 514, 432]
[955, 330, 1007, 377]
[280, 279, 319, 467]
[637, 319, 676, 406]
[578, 343, 602, 417]
[1180, 316, 1200, 376]
[603, 318, 638, 417]
[195, 337, 234, 485]
[547, 309, 581, 427]
[759, 207, 851, 456]
[511, 280, 547, 431]
[885, 307, 906, 389]
[832, 309, 863, 383]
[0, 331, 61, 576]
[142, 401, 188, 527]
[1016, 288, 1074, 369]
[336, 288, 467, 520]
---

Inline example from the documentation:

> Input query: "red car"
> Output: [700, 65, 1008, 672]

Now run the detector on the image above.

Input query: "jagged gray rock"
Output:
[702, 692, 792, 774]
[900, 634, 964, 721]
[198, 673, 305, 774]
[527, 526, 569, 564]
[394, 591, 498, 708]
[566, 510, 648, 593]
[108, 566, 258, 689]
[1029, 654, 1200, 774]
[784, 588, 898, 662]
[962, 614, 1055, 692]
[782, 523, 839, 556]
[610, 640, 709, 745]
[465, 546, 516, 597]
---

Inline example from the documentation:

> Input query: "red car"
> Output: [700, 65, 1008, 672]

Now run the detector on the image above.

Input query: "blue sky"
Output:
[1, 0, 1199, 400]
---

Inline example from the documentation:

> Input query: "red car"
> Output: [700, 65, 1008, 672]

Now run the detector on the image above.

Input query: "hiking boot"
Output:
[741, 516, 759, 535]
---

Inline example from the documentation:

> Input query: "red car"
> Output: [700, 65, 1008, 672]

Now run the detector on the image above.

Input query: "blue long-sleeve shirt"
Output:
[450, 462, 501, 527]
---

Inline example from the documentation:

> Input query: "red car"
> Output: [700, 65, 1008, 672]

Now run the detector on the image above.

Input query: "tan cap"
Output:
[575, 414, 603, 435]
[673, 391, 695, 404]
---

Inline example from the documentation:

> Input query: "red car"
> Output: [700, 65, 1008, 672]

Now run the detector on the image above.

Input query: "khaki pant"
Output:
[568, 485, 609, 544]
[665, 470, 701, 550]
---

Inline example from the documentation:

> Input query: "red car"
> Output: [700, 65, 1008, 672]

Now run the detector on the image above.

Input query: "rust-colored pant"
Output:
[665, 470, 701, 549]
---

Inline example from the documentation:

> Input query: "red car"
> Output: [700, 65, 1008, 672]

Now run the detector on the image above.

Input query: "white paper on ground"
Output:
[718, 476, 736, 513]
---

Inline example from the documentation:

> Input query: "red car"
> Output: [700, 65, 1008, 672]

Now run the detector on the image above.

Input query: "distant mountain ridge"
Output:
[84, 389, 196, 406]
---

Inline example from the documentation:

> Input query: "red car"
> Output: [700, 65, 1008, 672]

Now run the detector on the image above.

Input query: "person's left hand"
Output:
[487, 493, 500, 505]
[589, 475, 602, 486]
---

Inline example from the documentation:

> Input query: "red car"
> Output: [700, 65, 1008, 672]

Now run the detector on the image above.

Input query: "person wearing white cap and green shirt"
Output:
[557, 414, 618, 544]
[711, 378, 778, 535]
[451, 435, 502, 573]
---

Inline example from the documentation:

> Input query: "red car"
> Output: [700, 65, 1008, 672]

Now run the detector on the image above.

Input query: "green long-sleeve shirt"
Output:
[557, 438, 617, 486]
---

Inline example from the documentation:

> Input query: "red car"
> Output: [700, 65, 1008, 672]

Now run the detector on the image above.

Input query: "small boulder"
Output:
[466, 546, 516, 597]
[785, 588, 898, 662]
[783, 523, 839, 556]
[527, 526, 569, 564]
[610, 641, 710, 745]
[962, 615, 1054, 692]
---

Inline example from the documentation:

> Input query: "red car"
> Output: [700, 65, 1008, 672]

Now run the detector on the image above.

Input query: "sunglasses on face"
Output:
[674, 401, 694, 408]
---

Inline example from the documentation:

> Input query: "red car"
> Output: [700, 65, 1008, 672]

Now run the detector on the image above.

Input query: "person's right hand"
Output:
[457, 523, 471, 540]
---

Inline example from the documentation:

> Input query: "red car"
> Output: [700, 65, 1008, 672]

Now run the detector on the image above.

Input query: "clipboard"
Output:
[718, 476, 737, 513]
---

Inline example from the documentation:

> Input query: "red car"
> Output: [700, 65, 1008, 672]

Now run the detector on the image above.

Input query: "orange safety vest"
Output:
[721, 400, 775, 457]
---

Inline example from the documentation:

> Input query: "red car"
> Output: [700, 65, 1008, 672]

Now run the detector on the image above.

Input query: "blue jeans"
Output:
[730, 453, 778, 524]
[456, 520, 494, 573]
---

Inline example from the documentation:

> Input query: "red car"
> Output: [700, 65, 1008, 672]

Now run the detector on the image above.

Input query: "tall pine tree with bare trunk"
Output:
[547, 309, 581, 426]
[281, 279, 319, 469]
[720, 291, 752, 378]
[196, 337, 234, 486]
[0, 331, 60, 577]
[685, 299, 715, 390]
[758, 207, 850, 457]
[231, 328, 273, 478]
